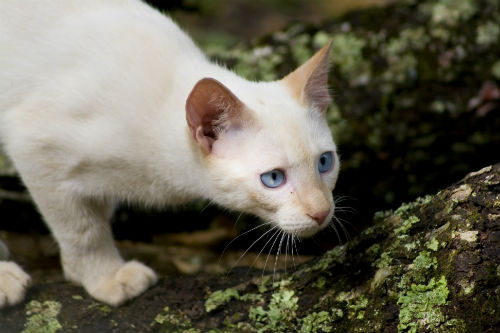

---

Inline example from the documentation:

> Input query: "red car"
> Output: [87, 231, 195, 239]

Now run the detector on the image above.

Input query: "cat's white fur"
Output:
[0, 0, 340, 307]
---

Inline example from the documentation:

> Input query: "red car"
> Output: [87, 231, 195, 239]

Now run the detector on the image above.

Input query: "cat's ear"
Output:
[282, 40, 332, 112]
[186, 78, 248, 153]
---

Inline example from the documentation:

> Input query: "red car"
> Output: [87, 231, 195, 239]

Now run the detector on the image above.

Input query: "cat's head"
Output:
[186, 42, 339, 237]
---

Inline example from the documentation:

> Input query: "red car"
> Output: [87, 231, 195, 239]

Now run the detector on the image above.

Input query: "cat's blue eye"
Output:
[318, 151, 333, 173]
[260, 169, 285, 188]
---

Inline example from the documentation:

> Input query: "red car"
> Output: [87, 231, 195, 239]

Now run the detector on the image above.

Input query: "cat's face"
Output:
[209, 92, 339, 237]
[186, 42, 339, 237]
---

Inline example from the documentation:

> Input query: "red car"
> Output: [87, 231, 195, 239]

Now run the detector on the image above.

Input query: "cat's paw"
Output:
[0, 262, 31, 307]
[88, 261, 157, 306]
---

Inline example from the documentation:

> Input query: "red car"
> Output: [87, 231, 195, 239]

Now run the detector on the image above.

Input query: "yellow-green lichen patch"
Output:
[394, 215, 420, 237]
[87, 302, 112, 316]
[205, 288, 240, 313]
[330, 32, 371, 86]
[22, 300, 62, 333]
[423, 0, 478, 27]
[347, 295, 368, 320]
[398, 251, 438, 292]
[152, 306, 199, 332]
[397, 276, 449, 333]
[309, 245, 346, 272]
[313, 276, 327, 290]
[458, 279, 475, 296]
[476, 21, 500, 46]
[300, 310, 338, 333]
[381, 27, 429, 84]
[425, 237, 440, 251]
[492, 60, 500, 79]
[394, 195, 433, 216]
[248, 289, 298, 333]
[290, 33, 313, 65]
[374, 251, 393, 269]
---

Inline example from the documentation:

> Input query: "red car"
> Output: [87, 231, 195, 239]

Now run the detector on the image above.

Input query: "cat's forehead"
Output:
[244, 83, 334, 148]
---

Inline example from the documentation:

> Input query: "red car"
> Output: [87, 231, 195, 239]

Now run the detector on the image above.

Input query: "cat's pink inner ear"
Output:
[185, 78, 245, 153]
[282, 40, 332, 112]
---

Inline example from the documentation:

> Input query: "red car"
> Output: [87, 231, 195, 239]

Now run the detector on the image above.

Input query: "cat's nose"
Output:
[308, 209, 331, 225]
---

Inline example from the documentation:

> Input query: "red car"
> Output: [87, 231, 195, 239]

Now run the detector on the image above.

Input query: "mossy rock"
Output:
[2, 164, 500, 332]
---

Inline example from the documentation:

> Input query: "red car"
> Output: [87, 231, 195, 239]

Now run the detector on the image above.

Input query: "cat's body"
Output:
[0, 0, 339, 307]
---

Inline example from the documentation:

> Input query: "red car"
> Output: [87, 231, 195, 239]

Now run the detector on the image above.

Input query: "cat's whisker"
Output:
[291, 232, 299, 269]
[198, 199, 215, 215]
[332, 216, 351, 242]
[334, 214, 356, 230]
[246, 225, 279, 276]
[263, 229, 282, 281]
[334, 195, 356, 204]
[284, 233, 290, 274]
[219, 222, 272, 266]
[329, 219, 343, 243]
[337, 218, 352, 242]
[273, 231, 286, 280]
[228, 224, 279, 275]
[334, 207, 357, 214]
[234, 212, 244, 227]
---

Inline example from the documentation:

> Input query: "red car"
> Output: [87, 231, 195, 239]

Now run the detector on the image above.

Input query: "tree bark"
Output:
[1, 163, 499, 332]
[1, 0, 500, 332]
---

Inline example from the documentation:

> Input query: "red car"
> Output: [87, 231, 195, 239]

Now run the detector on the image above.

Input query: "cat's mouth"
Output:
[279, 220, 328, 238]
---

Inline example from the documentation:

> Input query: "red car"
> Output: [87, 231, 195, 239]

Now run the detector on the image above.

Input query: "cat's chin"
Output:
[278, 222, 326, 238]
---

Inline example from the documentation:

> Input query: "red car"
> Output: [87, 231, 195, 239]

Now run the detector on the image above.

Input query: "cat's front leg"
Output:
[29, 189, 157, 306]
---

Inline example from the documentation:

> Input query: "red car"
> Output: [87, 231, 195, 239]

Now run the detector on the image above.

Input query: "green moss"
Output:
[312, 31, 332, 49]
[228, 46, 283, 81]
[22, 300, 62, 333]
[300, 311, 333, 333]
[374, 251, 393, 268]
[394, 195, 432, 216]
[347, 296, 368, 320]
[240, 293, 265, 303]
[310, 245, 346, 271]
[424, 0, 478, 27]
[330, 32, 371, 86]
[290, 33, 313, 65]
[313, 276, 327, 289]
[223, 312, 254, 332]
[492, 60, 500, 79]
[152, 306, 198, 332]
[394, 215, 420, 236]
[425, 237, 440, 251]
[397, 276, 449, 333]
[248, 289, 298, 333]
[205, 288, 240, 313]
[87, 303, 112, 316]
[385, 27, 428, 56]
[258, 276, 272, 293]
[404, 240, 420, 252]
[398, 251, 438, 290]
[476, 21, 500, 46]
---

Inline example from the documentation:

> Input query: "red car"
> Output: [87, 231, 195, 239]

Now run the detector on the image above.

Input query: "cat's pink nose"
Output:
[308, 209, 330, 225]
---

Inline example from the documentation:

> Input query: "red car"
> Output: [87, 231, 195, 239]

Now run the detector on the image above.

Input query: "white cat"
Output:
[0, 0, 340, 307]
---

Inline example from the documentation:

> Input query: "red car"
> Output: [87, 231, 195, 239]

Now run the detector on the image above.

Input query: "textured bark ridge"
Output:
[1, 164, 499, 332]
[1, 0, 500, 332]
